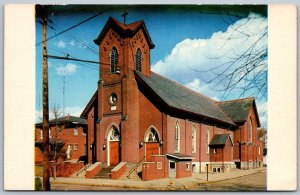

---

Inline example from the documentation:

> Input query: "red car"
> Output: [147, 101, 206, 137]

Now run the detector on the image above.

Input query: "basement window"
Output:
[186, 163, 190, 171]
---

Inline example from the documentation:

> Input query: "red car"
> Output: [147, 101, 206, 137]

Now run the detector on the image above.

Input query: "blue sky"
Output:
[36, 5, 267, 127]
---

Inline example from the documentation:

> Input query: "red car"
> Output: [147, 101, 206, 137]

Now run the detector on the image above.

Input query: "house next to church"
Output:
[35, 115, 87, 164]
[80, 17, 263, 180]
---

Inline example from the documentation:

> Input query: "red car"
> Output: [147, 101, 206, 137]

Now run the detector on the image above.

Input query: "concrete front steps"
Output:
[119, 162, 142, 181]
[94, 166, 114, 179]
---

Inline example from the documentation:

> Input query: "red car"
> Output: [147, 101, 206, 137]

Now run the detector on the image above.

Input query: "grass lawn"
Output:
[35, 165, 43, 177]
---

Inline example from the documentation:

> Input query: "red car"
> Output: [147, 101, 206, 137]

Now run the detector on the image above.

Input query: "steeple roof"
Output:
[94, 17, 155, 49]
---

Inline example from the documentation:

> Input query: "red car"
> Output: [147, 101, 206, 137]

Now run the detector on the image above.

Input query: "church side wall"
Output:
[138, 90, 163, 160]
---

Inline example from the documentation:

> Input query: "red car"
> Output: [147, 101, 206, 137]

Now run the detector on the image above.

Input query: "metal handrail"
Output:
[127, 156, 146, 179]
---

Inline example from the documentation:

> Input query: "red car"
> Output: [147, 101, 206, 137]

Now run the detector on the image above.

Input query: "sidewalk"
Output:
[50, 167, 266, 190]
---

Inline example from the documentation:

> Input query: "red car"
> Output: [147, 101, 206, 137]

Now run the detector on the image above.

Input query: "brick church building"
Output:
[81, 17, 263, 178]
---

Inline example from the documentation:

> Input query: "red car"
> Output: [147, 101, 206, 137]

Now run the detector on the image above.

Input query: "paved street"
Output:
[50, 169, 266, 191]
[189, 170, 266, 191]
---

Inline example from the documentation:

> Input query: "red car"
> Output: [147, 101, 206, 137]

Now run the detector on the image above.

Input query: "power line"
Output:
[50, 22, 99, 55]
[36, 11, 104, 46]
[45, 54, 119, 68]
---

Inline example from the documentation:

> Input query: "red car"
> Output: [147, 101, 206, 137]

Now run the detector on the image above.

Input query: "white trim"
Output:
[192, 125, 196, 153]
[143, 125, 161, 142]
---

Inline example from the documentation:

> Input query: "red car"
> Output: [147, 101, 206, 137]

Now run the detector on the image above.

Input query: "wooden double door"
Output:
[109, 141, 120, 166]
[145, 142, 160, 161]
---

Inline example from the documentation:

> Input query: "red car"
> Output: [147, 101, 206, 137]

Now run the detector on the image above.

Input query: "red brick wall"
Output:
[138, 90, 163, 159]
[234, 105, 261, 168]
[99, 28, 151, 83]
[176, 161, 192, 178]
[86, 162, 101, 179]
[50, 161, 84, 177]
[121, 76, 140, 163]
[142, 155, 167, 181]
[111, 162, 126, 180]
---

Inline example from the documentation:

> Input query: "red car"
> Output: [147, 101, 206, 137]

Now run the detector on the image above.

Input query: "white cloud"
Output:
[152, 13, 267, 96]
[184, 79, 220, 101]
[56, 63, 77, 76]
[70, 40, 75, 46]
[152, 13, 267, 127]
[64, 106, 84, 117]
[57, 40, 66, 48]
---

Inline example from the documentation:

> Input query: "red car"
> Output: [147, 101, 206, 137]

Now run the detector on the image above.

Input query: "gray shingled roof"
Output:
[217, 97, 254, 123]
[36, 115, 87, 126]
[209, 134, 233, 146]
[135, 71, 235, 126]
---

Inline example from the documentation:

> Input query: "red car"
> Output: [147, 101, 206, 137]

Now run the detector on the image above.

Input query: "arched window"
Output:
[206, 128, 210, 154]
[135, 48, 142, 72]
[248, 118, 253, 143]
[175, 122, 180, 153]
[108, 126, 120, 141]
[110, 47, 118, 73]
[145, 128, 159, 142]
[192, 125, 196, 153]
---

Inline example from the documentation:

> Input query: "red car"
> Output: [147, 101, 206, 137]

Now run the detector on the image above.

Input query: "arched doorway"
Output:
[144, 127, 160, 161]
[107, 126, 120, 166]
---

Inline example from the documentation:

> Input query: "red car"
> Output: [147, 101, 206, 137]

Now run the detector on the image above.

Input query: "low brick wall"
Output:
[86, 162, 101, 178]
[142, 155, 168, 181]
[111, 162, 127, 180]
[50, 161, 84, 177]
[176, 161, 192, 179]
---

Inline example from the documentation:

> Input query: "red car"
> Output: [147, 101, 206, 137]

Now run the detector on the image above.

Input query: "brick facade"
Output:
[35, 116, 87, 164]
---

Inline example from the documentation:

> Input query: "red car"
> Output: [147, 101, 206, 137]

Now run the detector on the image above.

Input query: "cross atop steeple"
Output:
[121, 10, 128, 25]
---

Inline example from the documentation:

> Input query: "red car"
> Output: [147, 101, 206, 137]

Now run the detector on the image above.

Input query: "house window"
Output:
[249, 118, 253, 143]
[174, 122, 180, 153]
[74, 144, 78, 151]
[74, 127, 78, 136]
[206, 128, 210, 154]
[258, 146, 261, 155]
[157, 162, 162, 169]
[110, 47, 118, 73]
[40, 129, 43, 140]
[136, 48, 142, 71]
[186, 163, 190, 171]
[192, 125, 196, 153]
[213, 149, 216, 154]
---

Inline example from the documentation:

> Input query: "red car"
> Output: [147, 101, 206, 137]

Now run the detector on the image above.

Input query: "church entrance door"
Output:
[145, 143, 159, 161]
[144, 127, 160, 162]
[109, 141, 120, 166]
[107, 126, 120, 166]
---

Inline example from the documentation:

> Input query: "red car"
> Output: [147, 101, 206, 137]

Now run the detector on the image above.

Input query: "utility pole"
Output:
[41, 6, 50, 191]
